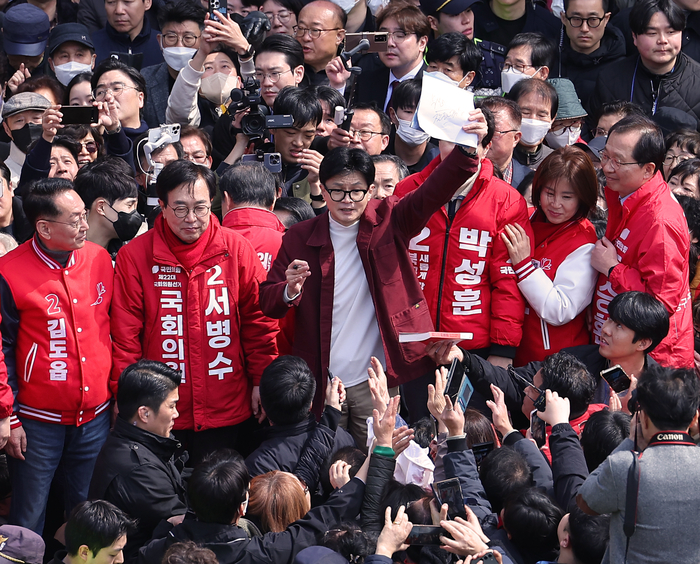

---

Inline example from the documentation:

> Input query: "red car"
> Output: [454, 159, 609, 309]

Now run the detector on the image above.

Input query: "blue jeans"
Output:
[8, 410, 110, 534]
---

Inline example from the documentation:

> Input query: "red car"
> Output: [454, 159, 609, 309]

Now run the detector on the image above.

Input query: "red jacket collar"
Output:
[222, 207, 285, 233]
[605, 170, 668, 231]
[152, 214, 228, 268]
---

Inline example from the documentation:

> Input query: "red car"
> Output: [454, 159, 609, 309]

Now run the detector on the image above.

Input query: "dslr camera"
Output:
[229, 77, 294, 139]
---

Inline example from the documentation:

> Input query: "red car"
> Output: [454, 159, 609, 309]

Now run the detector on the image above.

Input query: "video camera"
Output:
[228, 77, 294, 139]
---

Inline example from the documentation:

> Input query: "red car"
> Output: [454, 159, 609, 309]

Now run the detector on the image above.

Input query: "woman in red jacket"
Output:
[501, 146, 599, 365]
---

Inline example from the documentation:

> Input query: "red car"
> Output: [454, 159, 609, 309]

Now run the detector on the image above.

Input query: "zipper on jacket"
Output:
[434, 210, 454, 331]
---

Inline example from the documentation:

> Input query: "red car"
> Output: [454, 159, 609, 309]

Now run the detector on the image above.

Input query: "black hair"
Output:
[479, 446, 532, 514]
[322, 523, 372, 564]
[426, 32, 482, 75]
[595, 100, 645, 128]
[540, 351, 596, 418]
[380, 480, 430, 523]
[157, 0, 207, 29]
[0, 162, 9, 189]
[74, 156, 138, 210]
[563, 0, 609, 12]
[567, 507, 610, 564]
[392, 79, 422, 112]
[507, 32, 556, 70]
[314, 85, 346, 111]
[65, 500, 135, 557]
[220, 161, 276, 208]
[273, 196, 315, 228]
[477, 96, 522, 128]
[23, 177, 74, 226]
[670, 158, 700, 188]
[371, 154, 409, 182]
[273, 86, 323, 129]
[410, 416, 435, 448]
[629, 0, 685, 35]
[180, 124, 213, 158]
[580, 409, 630, 472]
[264, 0, 303, 17]
[188, 449, 250, 523]
[52, 135, 80, 163]
[354, 102, 392, 136]
[256, 34, 305, 71]
[64, 72, 93, 105]
[502, 489, 563, 563]
[507, 78, 559, 120]
[607, 113, 665, 173]
[320, 147, 375, 187]
[155, 160, 217, 205]
[62, 123, 105, 160]
[664, 129, 700, 155]
[636, 364, 700, 430]
[210, 44, 242, 76]
[607, 291, 669, 353]
[91, 59, 147, 105]
[116, 359, 181, 421]
[259, 356, 316, 425]
[329, 447, 367, 479]
[479, 106, 495, 147]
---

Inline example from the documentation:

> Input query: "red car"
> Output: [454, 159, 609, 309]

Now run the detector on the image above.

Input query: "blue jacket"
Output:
[92, 19, 163, 69]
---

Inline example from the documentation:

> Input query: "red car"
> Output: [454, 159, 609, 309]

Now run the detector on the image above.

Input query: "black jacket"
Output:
[556, 24, 627, 114]
[137, 478, 365, 564]
[360, 450, 395, 532]
[88, 417, 187, 558]
[353, 54, 426, 108]
[590, 52, 700, 126]
[471, 0, 560, 47]
[549, 422, 589, 512]
[0, 197, 32, 244]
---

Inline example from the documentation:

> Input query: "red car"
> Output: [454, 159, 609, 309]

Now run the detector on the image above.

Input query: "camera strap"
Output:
[623, 431, 695, 562]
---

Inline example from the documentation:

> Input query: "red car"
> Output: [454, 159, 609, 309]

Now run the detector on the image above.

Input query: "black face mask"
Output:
[109, 206, 143, 241]
[12, 123, 43, 154]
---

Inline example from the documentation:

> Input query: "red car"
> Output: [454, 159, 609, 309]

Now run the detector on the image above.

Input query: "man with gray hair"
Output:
[371, 155, 408, 200]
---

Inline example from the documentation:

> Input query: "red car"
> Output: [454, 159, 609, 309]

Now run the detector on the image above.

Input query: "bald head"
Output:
[296, 0, 347, 71]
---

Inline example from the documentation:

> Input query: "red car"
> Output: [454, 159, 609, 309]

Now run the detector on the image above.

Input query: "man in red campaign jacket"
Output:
[591, 115, 693, 368]
[111, 161, 278, 464]
[0, 179, 114, 534]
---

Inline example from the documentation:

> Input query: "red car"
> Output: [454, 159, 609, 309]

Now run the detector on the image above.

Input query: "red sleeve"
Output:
[393, 155, 441, 199]
[0, 318, 14, 420]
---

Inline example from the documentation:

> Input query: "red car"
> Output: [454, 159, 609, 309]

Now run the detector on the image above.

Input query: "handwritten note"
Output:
[416, 72, 477, 148]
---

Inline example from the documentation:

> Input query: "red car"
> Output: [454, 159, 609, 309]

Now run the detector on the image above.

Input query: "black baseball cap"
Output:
[48, 23, 94, 56]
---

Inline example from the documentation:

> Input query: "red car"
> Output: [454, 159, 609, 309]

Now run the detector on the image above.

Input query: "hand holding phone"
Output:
[433, 478, 467, 520]
[600, 364, 632, 393]
[530, 409, 546, 448]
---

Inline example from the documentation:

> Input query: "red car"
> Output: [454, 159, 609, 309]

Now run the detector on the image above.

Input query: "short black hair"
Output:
[65, 501, 135, 557]
[156, 160, 217, 205]
[322, 524, 371, 564]
[65, 72, 93, 105]
[607, 291, 669, 353]
[256, 34, 305, 73]
[188, 449, 250, 524]
[354, 102, 392, 136]
[540, 351, 596, 418]
[265, 0, 303, 18]
[596, 100, 645, 126]
[74, 156, 138, 210]
[580, 409, 631, 471]
[507, 32, 556, 70]
[91, 59, 147, 106]
[567, 507, 610, 564]
[259, 356, 316, 425]
[426, 32, 482, 75]
[477, 96, 522, 128]
[607, 112, 665, 173]
[273, 196, 315, 228]
[273, 86, 323, 129]
[563, 0, 609, 12]
[629, 0, 685, 36]
[0, 161, 11, 189]
[636, 364, 700, 430]
[116, 359, 181, 421]
[502, 489, 563, 563]
[220, 161, 276, 208]
[507, 78, 559, 120]
[52, 135, 80, 163]
[664, 129, 700, 155]
[392, 78, 421, 112]
[23, 177, 75, 226]
[180, 124, 213, 158]
[329, 446, 366, 479]
[314, 85, 346, 112]
[157, 0, 207, 29]
[479, 446, 532, 514]
[320, 147, 375, 187]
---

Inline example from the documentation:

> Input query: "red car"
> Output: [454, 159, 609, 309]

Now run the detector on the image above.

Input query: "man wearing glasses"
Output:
[260, 111, 488, 446]
[0, 178, 114, 534]
[111, 160, 278, 464]
[591, 114, 693, 368]
[295, 0, 346, 85]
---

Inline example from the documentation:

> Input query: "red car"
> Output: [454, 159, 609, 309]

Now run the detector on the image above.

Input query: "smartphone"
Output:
[406, 525, 447, 545]
[600, 364, 631, 393]
[456, 373, 474, 412]
[471, 441, 495, 469]
[60, 106, 98, 125]
[345, 32, 388, 53]
[209, 0, 227, 21]
[445, 357, 465, 402]
[530, 409, 546, 448]
[433, 477, 467, 520]
[109, 51, 143, 70]
[476, 553, 498, 564]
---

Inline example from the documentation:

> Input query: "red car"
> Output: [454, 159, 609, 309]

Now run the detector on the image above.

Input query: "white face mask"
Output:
[424, 70, 465, 89]
[200, 73, 239, 105]
[545, 125, 581, 149]
[162, 46, 197, 72]
[520, 118, 552, 146]
[333, 0, 359, 13]
[500, 67, 530, 94]
[54, 61, 93, 87]
[396, 117, 430, 146]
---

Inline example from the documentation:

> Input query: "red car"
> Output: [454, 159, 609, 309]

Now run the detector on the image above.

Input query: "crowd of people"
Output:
[0, 0, 697, 561]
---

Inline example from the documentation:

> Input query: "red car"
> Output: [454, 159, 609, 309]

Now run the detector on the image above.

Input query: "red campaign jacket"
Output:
[539, 403, 607, 463]
[513, 215, 597, 366]
[0, 319, 14, 421]
[0, 238, 113, 427]
[111, 215, 279, 432]
[395, 158, 531, 354]
[260, 148, 480, 417]
[591, 172, 693, 368]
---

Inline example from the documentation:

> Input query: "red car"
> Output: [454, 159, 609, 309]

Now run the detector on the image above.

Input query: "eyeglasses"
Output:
[494, 129, 518, 138]
[550, 122, 581, 134]
[254, 69, 292, 83]
[264, 10, 292, 23]
[349, 129, 382, 141]
[167, 204, 211, 218]
[325, 188, 369, 202]
[42, 210, 89, 230]
[162, 32, 200, 47]
[383, 30, 414, 42]
[663, 152, 692, 166]
[508, 366, 546, 411]
[564, 15, 605, 28]
[184, 151, 209, 164]
[599, 150, 642, 170]
[94, 82, 139, 101]
[78, 141, 98, 154]
[293, 26, 340, 39]
[501, 62, 535, 73]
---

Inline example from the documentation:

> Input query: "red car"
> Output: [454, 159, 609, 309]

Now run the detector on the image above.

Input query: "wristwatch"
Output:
[310, 192, 324, 202]
[239, 45, 254, 59]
